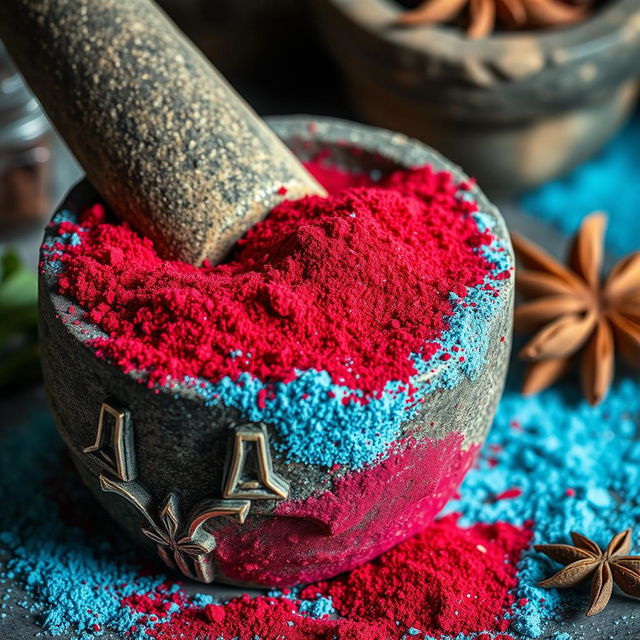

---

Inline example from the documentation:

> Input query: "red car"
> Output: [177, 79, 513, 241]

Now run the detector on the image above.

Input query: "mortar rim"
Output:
[39, 114, 514, 408]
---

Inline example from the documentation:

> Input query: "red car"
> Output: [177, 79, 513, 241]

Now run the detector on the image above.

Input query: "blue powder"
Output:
[52, 209, 76, 224]
[0, 412, 165, 639]
[521, 116, 640, 257]
[268, 586, 336, 619]
[190, 593, 215, 607]
[297, 595, 335, 618]
[449, 372, 640, 638]
[185, 369, 415, 468]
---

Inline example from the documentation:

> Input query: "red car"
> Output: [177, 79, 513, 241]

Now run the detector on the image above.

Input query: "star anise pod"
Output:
[535, 529, 640, 616]
[396, 0, 591, 39]
[512, 213, 640, 405]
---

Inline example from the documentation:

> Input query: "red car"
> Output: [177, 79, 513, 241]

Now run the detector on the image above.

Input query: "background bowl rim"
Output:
[317, 0, 640, 63]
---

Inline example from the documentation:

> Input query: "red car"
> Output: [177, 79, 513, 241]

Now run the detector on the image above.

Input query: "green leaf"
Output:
[0, 250, 21, 281]
[0, 250, 38, 308]
[0, 250, 39, 389]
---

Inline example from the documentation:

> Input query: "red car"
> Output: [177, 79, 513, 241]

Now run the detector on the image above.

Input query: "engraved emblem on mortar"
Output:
[83, 400, 289, 583]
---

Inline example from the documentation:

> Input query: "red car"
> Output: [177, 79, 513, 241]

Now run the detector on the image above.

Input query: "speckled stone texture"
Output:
[313, 0, 640, 193]
[0, 0, 323, 265]
[38, 117, 514, 587]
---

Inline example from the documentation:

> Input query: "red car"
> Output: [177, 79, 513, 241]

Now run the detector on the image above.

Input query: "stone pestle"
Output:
[0, 0, 326, 265]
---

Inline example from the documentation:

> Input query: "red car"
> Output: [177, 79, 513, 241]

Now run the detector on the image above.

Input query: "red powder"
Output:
[213, 433, 478, 586]
[304, 154, 376, 192]
[53, 164, 495, 393]
[128, 515, 531, 640]
[315, 514, 530, 637]
[494, 488, 523, 501]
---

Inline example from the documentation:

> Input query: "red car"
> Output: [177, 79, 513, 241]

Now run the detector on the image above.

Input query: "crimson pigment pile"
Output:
[40, 154, 512, 586]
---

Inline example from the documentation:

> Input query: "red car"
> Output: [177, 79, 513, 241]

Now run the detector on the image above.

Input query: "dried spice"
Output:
[535, 529, 640, 616]
[512, 213, 640, 405]
[397, 0, 592, 39]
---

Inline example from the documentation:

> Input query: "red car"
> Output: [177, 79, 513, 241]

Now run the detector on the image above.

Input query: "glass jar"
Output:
[0, 42, 52, 233]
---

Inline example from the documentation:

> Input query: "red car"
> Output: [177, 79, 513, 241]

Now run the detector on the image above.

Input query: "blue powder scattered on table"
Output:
[3, 376, 640, 638]
[449, 372, 640, 638]
[521, 116, 640, 257]
[0, 412, 165, 639]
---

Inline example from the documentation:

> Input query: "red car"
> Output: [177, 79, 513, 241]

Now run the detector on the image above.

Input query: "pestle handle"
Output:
[0, 0, 326, 265]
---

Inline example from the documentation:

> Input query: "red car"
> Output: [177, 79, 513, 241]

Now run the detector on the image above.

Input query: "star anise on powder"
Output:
[396, 0, 592, 39]
[535, 529, 640, 616]
[512, 213, 640, 405]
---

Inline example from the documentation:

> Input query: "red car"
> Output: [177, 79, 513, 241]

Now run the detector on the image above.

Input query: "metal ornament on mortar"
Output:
[84, 400, 289, 583]
[224, 424, 290, 500]
[83, 400, 137, 481]
[99, 474, 250, 583]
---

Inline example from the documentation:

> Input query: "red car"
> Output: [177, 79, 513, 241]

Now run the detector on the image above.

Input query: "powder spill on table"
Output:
[3, 374, 640, 638]
[3, 148, 639, 637]
[448, 373, 640, 638]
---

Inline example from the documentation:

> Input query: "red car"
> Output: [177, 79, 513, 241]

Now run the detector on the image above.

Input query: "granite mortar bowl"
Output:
[313, 0, 640, 194]
[38, 116, 514, 588]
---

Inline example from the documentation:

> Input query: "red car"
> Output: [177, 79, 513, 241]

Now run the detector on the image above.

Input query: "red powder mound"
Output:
[126, 515, 530, 640]
[53, 164, 496, 393]
[315, 515, 529, 637]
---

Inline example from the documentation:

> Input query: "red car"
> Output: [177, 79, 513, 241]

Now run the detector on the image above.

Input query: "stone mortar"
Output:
[312, 0, 640, 193]
[39, 116, 514, 588]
